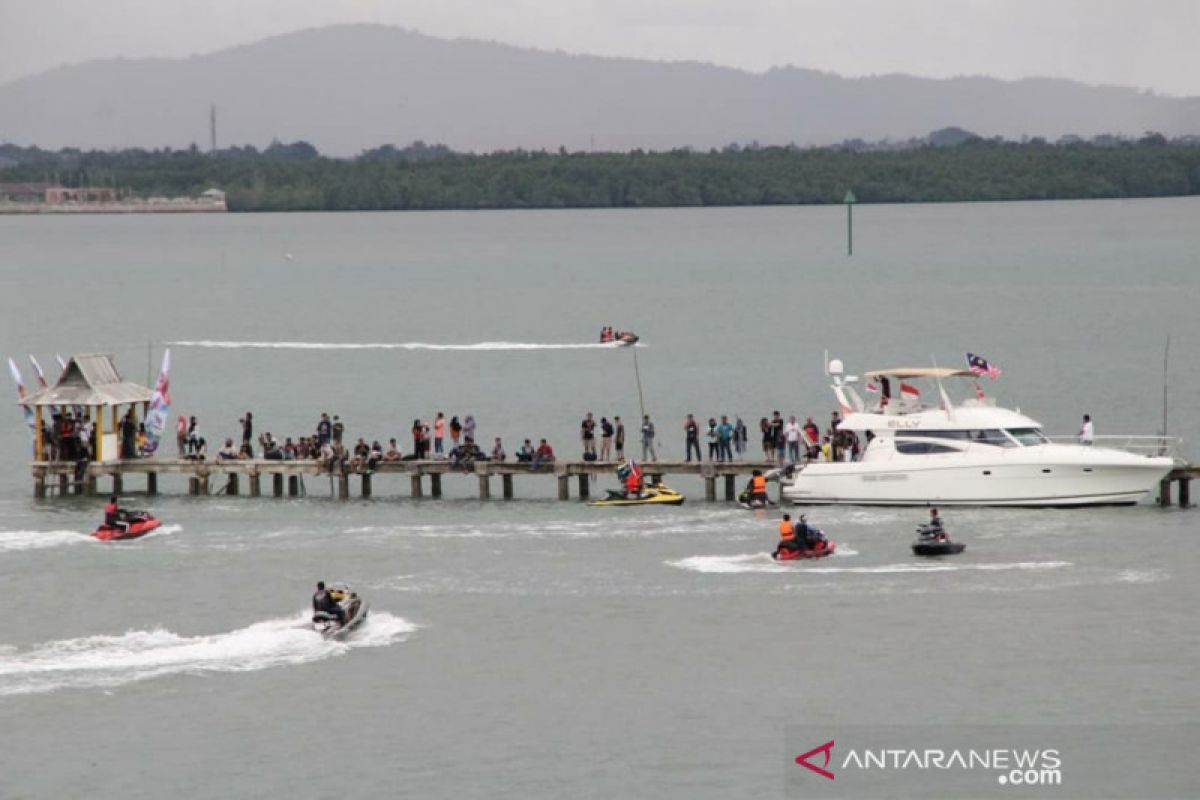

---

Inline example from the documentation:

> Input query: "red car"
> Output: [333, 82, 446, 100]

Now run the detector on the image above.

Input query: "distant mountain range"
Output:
[2, 24, 1198, 155]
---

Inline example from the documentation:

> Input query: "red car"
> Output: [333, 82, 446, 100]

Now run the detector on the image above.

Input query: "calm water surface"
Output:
[0, 199, 1197, 798]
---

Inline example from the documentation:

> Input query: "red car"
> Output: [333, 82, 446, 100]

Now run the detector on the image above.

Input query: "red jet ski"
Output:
[92, 511, 161, 541]
[774, 540, 836, 561]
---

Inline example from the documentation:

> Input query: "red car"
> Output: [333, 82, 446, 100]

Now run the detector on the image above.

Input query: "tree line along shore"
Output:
[2, 137, 1199, 213]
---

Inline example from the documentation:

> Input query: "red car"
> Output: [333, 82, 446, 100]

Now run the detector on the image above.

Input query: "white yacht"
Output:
[780, 360, 1178, 507]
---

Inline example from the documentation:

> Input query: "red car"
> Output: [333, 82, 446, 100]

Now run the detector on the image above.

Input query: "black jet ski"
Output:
[738, 493, 775, 510]
[312, 583, 369, 639]
[911, 528, 965, 557]
[737, 469, 782, 509]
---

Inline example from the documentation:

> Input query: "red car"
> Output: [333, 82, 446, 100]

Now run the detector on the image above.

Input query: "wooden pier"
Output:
[29, 458, 777, 502]
[1159, 465, 1198, 508]
[29, 459, 1198, 507]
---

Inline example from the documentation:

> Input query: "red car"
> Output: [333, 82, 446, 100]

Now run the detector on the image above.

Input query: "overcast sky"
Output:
[2, 0, 1197, 95]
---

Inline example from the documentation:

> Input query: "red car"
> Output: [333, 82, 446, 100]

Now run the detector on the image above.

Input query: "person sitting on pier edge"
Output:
[218, 438, 238, 460]
[384, 438, 402, 462]
[531, 439, 555, 469]
[104, 495, 129, 533]
[773, 514, 798, 558]
[491, 437, 506, 462]
[919, 507, 946, 540]
[261, 433, 284, 461]
[516, 439, 535, 463]
[312, 581, 345, 626]
[749, 470, 769, 505]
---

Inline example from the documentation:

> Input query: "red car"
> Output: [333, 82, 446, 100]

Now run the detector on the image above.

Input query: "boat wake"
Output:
[0, 529, 92, 552]
[168, 339, 637, 351]
[0, 612, 416, 697]
[668, 554, 1073, 575]
[143, 523, 183, 539]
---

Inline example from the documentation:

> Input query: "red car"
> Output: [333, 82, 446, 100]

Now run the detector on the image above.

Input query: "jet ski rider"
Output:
[748, 470, 769, 505]
[103, 495, 129, 533]
[919, 507, 946, 541]
[313, 581, 346, 626]
[773, 514, 799, 558]
[623, 469, 643, 498]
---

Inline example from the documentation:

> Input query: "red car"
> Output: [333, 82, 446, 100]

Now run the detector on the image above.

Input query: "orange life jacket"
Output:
[778, 521, 795, 541]
[752, 475, 767, 494]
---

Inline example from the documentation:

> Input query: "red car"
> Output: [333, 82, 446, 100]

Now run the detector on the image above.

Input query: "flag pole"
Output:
[1161, 334, 1170, 453]
[632, 346, 646, 421]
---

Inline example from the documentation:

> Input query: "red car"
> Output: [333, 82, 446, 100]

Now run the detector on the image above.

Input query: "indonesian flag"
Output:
[865, 380, 880, 394]
[900, 383, 920, 400]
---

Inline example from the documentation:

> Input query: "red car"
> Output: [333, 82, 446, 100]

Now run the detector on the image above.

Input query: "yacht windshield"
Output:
[901, 429, 1017, 447]
[1007, 428, 1049, 446]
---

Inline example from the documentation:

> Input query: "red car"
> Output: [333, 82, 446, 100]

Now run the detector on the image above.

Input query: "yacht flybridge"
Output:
[779, 360, 1178, 507]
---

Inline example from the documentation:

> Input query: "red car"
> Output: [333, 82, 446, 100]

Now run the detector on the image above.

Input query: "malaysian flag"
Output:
[966, 352, 1002, 379]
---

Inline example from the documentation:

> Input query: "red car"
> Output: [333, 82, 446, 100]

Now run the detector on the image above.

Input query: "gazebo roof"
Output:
[24, 353, 153, 407]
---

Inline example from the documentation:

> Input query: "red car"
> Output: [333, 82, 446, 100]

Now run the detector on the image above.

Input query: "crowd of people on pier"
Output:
[182, 410, 561, 475]
[45, 403, 857, 475]
[42, 408, 149, 463]
[575, 409, 859, 466]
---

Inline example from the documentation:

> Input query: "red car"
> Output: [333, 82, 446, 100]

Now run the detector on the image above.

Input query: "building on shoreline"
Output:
[0, 184, 226, 214]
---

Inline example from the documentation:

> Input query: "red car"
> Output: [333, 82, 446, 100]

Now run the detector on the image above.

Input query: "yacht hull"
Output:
[782, 459, 1173, 507]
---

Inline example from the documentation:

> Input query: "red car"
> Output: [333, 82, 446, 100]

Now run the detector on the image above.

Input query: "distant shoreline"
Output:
[3, 139, 1198, 213]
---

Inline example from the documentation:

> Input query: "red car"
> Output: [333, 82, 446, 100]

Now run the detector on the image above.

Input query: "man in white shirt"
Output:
[784, 416, 802, 462]
[1079, 414, 1094, 445]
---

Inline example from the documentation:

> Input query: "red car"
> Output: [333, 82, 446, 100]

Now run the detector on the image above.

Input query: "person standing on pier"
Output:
[176, 415, 188, 456]
[412, 419, 425, 458]
[332, 416, 345, 445]
[241, 412, 253, 456]
[581, 412, 597, 458]
[706, 418, 719, 461]
[718, 415, 734, 462]
[784, 416, 801, 463]
[614, 417, 625, 459]
[434, 412, 446, 455]
[770, 411, 785, 465]
[450, 416, 462, 449]
[733, 417, 747, 459]
[463, 415, 477, 443]
[317, 413, 331, 446]
[600, 417, 614, 461]
[120, 410, 136, 459]
[684, 414, 701, 462]
[641, 415, 658, 461]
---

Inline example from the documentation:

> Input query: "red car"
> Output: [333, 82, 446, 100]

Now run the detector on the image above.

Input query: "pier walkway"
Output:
[30, 458, 776, 502]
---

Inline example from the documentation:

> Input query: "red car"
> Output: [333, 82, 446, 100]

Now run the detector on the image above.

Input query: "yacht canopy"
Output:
[864, 368, 973, 379]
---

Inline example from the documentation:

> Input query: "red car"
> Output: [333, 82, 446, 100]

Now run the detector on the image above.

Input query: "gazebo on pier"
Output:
[24, 354, 154, 463]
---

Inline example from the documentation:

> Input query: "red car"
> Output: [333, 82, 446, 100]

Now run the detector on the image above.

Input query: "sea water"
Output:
[0, 199, 1197, 798]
